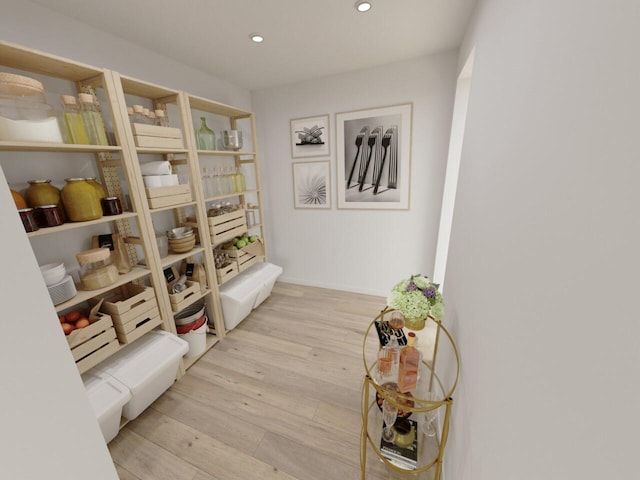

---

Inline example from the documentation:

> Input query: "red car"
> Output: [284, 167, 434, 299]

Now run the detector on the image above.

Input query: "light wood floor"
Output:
[108, 282, 394, 480]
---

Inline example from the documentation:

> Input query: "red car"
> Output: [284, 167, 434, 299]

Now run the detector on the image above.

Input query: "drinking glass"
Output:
[382, 399, 398, 442]
[389, 311, 405, 330]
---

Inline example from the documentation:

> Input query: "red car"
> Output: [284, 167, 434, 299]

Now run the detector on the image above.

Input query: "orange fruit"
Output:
[11, 189, 27, 209]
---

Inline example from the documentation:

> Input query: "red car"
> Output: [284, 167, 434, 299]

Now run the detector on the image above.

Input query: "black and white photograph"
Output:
[336, 104, 412, 209]
[290, 114, 330, 158]
[292, 160, 331, 209]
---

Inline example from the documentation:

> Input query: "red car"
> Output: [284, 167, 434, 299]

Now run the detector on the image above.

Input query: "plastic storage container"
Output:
[94, 331, 188, 420]
[244, 262, 283, 308]
[81, 370, 131, 443]
[218, 273, 262, 331]
[218, 262, 282, 330]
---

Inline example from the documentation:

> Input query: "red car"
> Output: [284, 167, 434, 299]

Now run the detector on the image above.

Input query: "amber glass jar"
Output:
[61, 178, 102, 221]
[25, 179, 60, 208]
[85, 177, 108, 201]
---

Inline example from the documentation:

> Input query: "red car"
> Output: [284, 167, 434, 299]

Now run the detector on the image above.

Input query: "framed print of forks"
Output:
[290, 114, 330, 158]
[335, 103, 412, 210]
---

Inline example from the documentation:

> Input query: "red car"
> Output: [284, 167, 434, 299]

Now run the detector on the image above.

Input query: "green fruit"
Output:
[236, 240, 247, 248]
[249, 235, 258, 243]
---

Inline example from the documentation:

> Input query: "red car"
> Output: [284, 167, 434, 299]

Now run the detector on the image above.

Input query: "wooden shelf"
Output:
[203, 189, 258, 203]
[196, 150, 256, 157]
[160, 247, 205, 268]
[27, 212, 137, 238]
[0, 142, 122, 153]
[136, 147, 188, 155]
[54, 267, 151, 313]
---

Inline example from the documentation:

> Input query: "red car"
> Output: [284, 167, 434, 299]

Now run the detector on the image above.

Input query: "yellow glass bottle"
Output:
[61, 178, 102, 221]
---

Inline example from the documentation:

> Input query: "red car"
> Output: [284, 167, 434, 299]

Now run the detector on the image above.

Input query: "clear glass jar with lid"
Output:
[0, 72, 63, 143]
[76, 247, 119, 290]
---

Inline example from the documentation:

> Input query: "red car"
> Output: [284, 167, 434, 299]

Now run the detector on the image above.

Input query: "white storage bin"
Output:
[81, 370, 131, 444]
[243, 262, 283, 308]
[95, 331, 188, 420]
[219, 273, 262, 330]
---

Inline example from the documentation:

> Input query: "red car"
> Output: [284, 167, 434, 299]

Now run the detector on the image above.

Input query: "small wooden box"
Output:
[131, 123, 184, 149]
[168, 280, 200, 312]
[216, 262, 238, 285]
[67, 313, 120, 374]
[146, 184, 192, 209]
[215, 240, 263, 273]
[92, 284, 161, 344]
[208, 209, 247, 245]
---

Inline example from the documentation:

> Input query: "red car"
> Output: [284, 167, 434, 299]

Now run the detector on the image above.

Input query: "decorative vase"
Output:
[196, 117, 216, 150]
[404, 316, 426, 331]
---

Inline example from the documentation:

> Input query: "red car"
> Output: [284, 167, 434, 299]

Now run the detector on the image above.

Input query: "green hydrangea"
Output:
[386, 275, 444, 320]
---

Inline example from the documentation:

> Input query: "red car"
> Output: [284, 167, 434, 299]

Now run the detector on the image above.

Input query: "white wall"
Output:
[1, 0, 251, 109]
[444, 1, 640, 478]
[253, 52, 458, 296]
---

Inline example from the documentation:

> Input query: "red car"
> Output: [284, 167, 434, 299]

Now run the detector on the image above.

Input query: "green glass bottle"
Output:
[196, 117, 216, 150]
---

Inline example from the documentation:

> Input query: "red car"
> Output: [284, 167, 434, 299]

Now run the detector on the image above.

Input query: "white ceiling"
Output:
[30, 0, 477, 91]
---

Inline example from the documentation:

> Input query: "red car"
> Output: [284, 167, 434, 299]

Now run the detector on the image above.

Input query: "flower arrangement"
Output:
[387, 274, 444, 321]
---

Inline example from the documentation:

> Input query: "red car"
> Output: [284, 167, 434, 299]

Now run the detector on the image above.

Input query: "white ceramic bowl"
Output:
[47, 275, 77, 305]
[40, 262, 66, 286]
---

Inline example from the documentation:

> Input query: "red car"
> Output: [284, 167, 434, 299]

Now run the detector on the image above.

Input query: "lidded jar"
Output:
[76, 247, 119, 290]
[0, 72, 63, 143]
[61, 178, 102, 222]
[85, 177, 108, 201]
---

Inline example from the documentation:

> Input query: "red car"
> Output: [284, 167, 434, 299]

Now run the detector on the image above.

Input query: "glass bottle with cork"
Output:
[60, 95, 89, 144]
[397, 332, 421, 393]
[78, 93, 108, 145]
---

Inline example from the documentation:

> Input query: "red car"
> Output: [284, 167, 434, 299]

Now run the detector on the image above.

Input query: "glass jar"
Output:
[0, 72, 63, 143]
[25, 179, 60, 208]
[61, 178, 102, 222]
[76, 248, 119, 290]
[101, 196, 123, 216]
[18, 208, 39, 232]
[85, 177, 108, 201]
[35, 204, 64, 228]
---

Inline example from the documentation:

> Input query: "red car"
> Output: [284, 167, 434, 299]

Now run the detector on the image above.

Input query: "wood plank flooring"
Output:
[108, 282, 395, 480]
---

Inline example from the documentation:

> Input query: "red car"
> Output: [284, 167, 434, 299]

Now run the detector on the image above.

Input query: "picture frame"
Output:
[290, 114, 330, 158]
[335, 103, 412, 210]
[292, 160, 331, 209]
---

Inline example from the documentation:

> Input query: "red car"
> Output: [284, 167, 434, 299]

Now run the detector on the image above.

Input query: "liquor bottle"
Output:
[397, 332, 420, 393]
[234, 166, 246, 193]
[196, 117, 216, 150]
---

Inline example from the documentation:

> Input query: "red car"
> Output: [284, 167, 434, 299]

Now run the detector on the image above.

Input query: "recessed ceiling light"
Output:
[250, 33, 264, 43]
[355, 1, 372, 12]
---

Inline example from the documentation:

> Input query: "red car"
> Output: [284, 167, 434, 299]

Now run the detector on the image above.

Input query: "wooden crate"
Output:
[92, 284, 161, 344]
[208, 209, 247, 245]
[215, 240, 264, 273]
[145, 184, 192, 209]
[132, 123, 184, 149]
[216, 262, 238, 285]
[67, 312, 120, 374]
[168, 280, 200, 312]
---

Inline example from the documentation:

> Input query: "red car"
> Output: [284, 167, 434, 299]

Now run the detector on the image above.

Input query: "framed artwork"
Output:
[292, 160, 331, 209]
[335, 103, 412, 210]
[290, 114, 330, 158]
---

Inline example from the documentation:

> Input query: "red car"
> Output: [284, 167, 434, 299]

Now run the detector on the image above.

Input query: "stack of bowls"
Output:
[166, 226, 196, 254]
[40, 262, 66, 286]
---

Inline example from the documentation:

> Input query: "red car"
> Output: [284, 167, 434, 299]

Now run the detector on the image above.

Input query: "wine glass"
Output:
[422, 392, 438, 437]
[381, 399, 398, 442]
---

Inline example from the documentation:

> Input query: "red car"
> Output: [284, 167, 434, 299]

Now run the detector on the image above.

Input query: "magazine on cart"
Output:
[379, 418, 418, 470]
